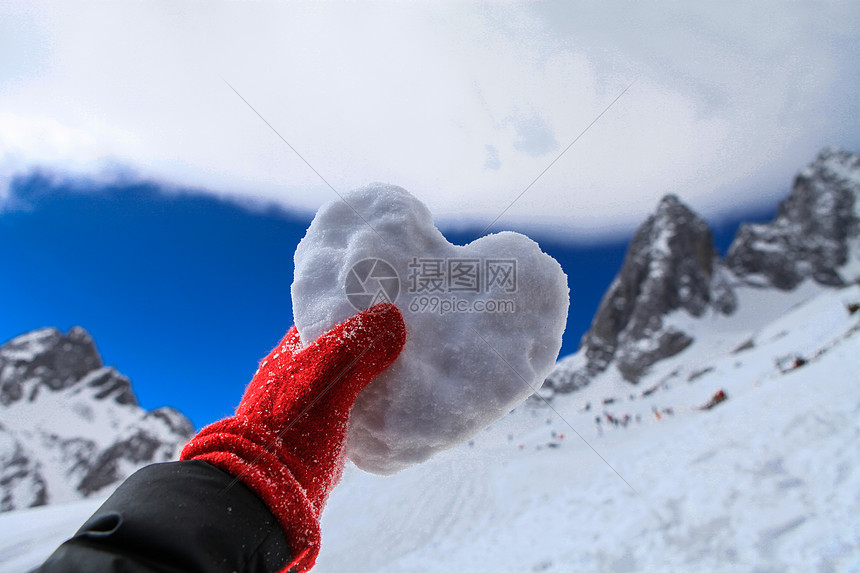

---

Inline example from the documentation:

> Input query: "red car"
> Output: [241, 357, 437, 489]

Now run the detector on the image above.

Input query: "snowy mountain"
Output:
[0, 326, 194, 512]
[727, 147, 860, 288]
[545, 148, 860, 394]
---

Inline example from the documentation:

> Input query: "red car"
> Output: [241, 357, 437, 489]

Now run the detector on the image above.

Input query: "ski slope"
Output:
[315, 282, 860, 572]
[0, 498, 104, 572]
[2, 282, 859, 572]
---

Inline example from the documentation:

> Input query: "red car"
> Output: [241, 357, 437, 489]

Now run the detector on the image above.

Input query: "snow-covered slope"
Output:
[0, 498, 104, 572]
[0, 327, 194, 512]
[315, 282, 860, 572]
[8, 282, 854, 572]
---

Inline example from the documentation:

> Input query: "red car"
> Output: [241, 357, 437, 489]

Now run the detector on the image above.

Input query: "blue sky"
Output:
[1, 173, 776, 428]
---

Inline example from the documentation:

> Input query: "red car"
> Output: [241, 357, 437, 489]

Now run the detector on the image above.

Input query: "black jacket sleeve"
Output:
[36, 460, 293, 573]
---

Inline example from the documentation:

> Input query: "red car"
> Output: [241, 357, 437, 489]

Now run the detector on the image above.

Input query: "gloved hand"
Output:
[180, 302, 406, 573]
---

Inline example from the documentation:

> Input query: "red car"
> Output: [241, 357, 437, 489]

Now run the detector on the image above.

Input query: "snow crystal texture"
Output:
[292, 184, 569, 474]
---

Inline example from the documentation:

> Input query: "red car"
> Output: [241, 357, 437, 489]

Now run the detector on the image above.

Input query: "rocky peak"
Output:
[544, 194, 736, 392]
[726, 148, 860, 289]
[581, 194, 735, 383]
[0, 327, 194, 512]
[0, 327, 103, 405]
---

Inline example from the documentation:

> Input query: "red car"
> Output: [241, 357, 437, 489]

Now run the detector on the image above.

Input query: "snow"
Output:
[0, 328, 58, 363]
[839, 210, 860, 282]
[839, 247, 860, 283]
[820, 148, 860, 284]
[0, 497, 104, 572]
[652, 225, 671, 255]
[292, 184, 569, 475]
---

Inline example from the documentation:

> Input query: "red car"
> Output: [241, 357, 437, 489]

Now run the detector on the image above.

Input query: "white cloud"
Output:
[1, 1, 858, 239]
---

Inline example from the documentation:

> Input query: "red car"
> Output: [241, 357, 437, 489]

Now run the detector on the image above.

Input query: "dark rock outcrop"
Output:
[0, 429, 48, 512]
[726, 149, 860, 289]
[0, 327, 195, 512]
[77, 429, 170, 496]
[581, 195, 736, 382]
[547, 194, 737, 389]
[0, 327, 102, 406]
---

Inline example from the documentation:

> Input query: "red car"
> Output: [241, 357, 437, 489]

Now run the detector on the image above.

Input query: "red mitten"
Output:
[180, 303, 406, 572]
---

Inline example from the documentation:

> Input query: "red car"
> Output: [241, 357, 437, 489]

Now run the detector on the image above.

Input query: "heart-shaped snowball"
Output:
[292, 184, 569, 475]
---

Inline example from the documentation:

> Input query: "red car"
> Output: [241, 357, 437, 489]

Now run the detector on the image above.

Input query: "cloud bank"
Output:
[1, 1, 858, 239]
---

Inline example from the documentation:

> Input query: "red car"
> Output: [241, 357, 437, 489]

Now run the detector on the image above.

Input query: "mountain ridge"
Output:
[544, 147, 860, 395]
[0, 326, 194, 512]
